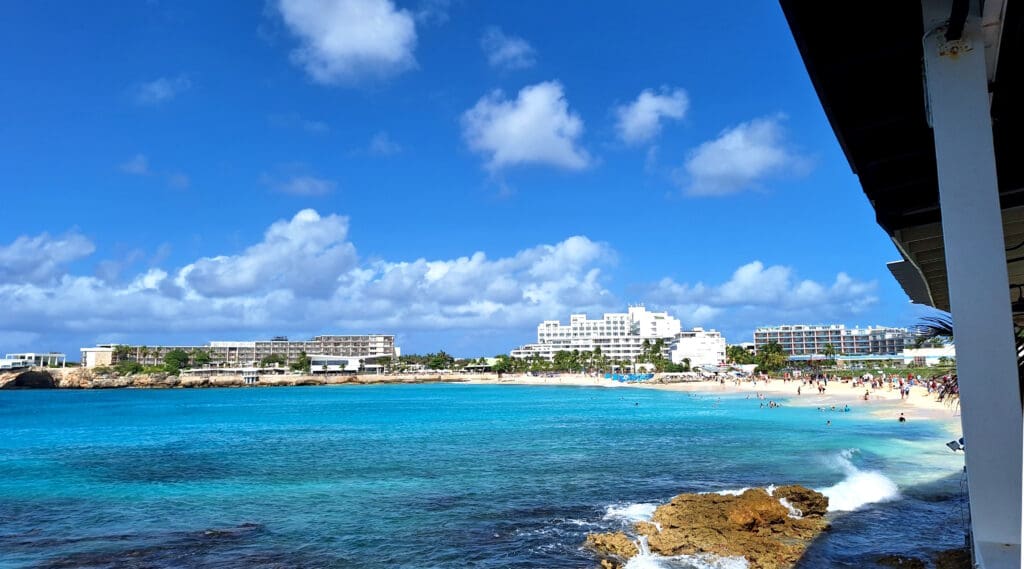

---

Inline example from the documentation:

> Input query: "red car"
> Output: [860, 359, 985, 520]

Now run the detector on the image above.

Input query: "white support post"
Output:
[922, 6, 1023, 568]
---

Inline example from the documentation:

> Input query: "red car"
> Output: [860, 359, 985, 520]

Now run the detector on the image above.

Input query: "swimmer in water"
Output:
[898, 413, 906, 423]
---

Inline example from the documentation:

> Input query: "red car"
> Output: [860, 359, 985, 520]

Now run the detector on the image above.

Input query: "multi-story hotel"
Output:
[80, 334, 397, 369]
[753, 324, 910, 356]
[510, 305, 682, 362]
[669, 328, 726, 368]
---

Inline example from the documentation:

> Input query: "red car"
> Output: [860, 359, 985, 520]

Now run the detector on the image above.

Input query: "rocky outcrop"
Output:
[586, 486, 830, 569]
[0, 370, 57, 389]
[6, 367, 479, 389]
[584, 532, 638, 559]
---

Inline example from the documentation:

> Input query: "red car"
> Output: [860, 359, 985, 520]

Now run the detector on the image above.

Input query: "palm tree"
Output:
[822, 343, 836, 364]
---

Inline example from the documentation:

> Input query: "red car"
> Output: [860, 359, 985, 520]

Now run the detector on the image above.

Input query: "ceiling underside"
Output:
[780, 0, 1023, 313]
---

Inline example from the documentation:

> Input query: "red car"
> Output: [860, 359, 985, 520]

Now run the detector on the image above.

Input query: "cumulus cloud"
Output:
[646, 261, 878, 333]
[679, 115, 808, 196]
[277, 0, 417, 84]
[615, 87, 689, 145]
[461, 81, 590, 171]
[0, 214, 883, 353]
[0, 231, 95, 285]
[481, 27, 536, 70]
[0, 211, 619, 345]
[183, 209, 356, 298]
[133, 75, 191, 106]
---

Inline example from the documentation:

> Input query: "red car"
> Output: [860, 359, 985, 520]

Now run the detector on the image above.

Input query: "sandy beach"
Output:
[463, 373, 963, 432]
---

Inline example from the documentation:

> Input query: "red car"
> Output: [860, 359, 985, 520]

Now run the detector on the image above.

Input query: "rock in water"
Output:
[586, 486, 830, 569]
[585, 531, 638, 561]
[774, 485, 828, 517]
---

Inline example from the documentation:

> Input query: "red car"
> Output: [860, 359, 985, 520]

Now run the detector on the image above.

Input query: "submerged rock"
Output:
[932, 548, 972, 569]
[876, 554, 927, 568]
[586, 486, 830, 569]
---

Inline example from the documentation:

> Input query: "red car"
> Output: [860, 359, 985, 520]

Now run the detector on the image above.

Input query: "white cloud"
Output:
[265, 174, 336, 196]
[615, 87, 689, 145]
[133, 76, 191, 106]
[183, 209, 357, 298]
[461, 81, 590, 171]
[679, 114, 808, 196]
[120, 154, 150, 175]
[481, 27, 536, 70]
[277, 0, 417, 85]
[0, 231, 95, 285]
[369, 131, 401, 155]
[0, 214, 884, 353]
[0, 211, 619, 344]
[646, 261, 878, 334]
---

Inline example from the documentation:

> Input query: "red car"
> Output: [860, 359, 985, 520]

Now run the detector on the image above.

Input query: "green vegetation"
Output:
[290, 350, 312, 373]
[114, 360, 144, 375]
[163, 349, 190, 374]
[426, 351, 455, 370]
[754, 341, 788, 373]
[191, 349, 212, 367]
[260, 353, 287, 368]
[726, 345, 756, 365]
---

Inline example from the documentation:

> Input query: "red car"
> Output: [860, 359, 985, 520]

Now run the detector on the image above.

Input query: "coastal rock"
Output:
[932, 548, 972, 569]
[0, 370, 57, 389]
[586, 486, 830, 569]
[774, 485, 828, 517]
[584, 531, 638, 564]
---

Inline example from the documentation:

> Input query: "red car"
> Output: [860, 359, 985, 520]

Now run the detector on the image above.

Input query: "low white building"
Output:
[901, 345, 956, 366]
[510, 305, 682, 362]
[669, 328, 726, 368]
[4, 352, 66, 368]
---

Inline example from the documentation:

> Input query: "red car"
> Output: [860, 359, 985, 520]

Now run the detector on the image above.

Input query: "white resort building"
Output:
[80, 334, 398, 369]
[669, 328, 726, 368]
[510, 305, 683, 363]
[753, 324, 911, 356]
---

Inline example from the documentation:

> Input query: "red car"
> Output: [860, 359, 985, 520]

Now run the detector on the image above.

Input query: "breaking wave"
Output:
[818, 449, 900, 512]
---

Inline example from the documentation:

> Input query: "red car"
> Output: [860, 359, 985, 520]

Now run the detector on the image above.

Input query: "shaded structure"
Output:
[780, 1, 1022, 567]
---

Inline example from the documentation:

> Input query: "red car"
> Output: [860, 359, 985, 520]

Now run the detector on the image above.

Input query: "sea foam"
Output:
[819, 449, 900, 511]
[604, 503, 658, 522]
[624, 552, 749, 569]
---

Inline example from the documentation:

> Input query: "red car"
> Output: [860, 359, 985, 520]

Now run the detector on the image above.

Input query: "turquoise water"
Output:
[0, 385, 966, 568]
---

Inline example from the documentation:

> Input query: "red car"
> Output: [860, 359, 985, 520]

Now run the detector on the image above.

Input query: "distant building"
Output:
[753, 324, 910, 356]
[3, 352, 66, 368]
[79, 334, 398, 369]
[669, 328, 726, 368]
[902, 345, 956, 366]
[510, 305, 682, 362]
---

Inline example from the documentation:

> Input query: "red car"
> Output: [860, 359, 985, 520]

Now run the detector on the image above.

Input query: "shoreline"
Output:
[463, 373, 964, 434]
[2, 367, 962, 432]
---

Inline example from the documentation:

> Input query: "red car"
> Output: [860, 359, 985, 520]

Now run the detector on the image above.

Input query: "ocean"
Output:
[0, 384, 966, 568]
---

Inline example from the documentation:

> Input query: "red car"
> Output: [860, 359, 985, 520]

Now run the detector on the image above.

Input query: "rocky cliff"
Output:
[0, 368, 473, 389]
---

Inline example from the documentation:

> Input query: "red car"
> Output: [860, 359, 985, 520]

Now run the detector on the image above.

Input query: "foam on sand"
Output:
[819, 449, 900, 511]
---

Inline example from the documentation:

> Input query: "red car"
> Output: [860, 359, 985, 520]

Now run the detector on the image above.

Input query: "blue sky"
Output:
[0, 1, 937, 358]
